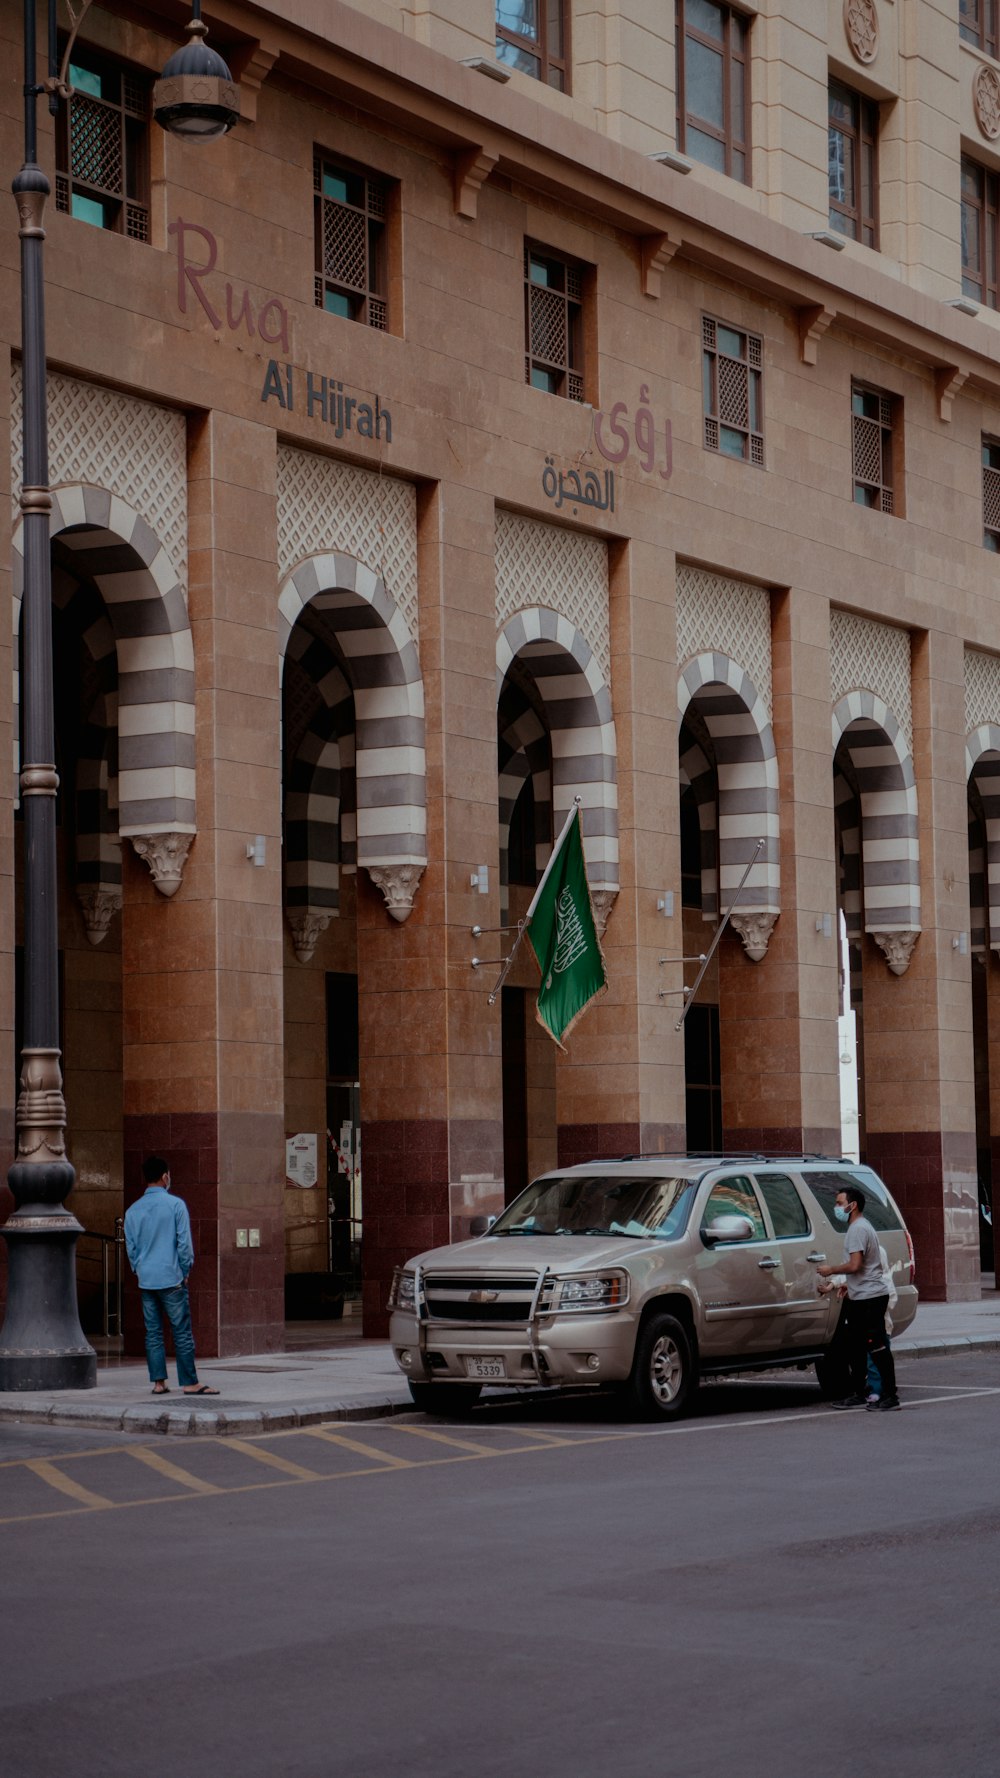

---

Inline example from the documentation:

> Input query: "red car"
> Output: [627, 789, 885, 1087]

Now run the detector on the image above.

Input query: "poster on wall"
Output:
[286, 1133, 318, 1188]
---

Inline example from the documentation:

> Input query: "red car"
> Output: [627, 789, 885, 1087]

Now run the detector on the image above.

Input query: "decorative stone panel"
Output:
[844, 0, 878, 67]
[830, 609, 911, 749]
[277, 445, 419, 646]
[965, 647, 1000, 735]
[675, 565, 772, 721]
[11, 365, 187, 595]
[495, 510, 610, 686]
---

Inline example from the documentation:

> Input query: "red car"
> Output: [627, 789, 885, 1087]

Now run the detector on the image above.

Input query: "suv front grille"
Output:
[422, 1273, 538, 1323]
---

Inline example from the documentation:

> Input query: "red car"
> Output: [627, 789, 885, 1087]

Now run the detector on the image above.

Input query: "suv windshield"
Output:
[491, 1173, 698, 1240]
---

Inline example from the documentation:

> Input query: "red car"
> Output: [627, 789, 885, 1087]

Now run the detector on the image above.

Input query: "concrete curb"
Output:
[0, 1334, 992, 1435]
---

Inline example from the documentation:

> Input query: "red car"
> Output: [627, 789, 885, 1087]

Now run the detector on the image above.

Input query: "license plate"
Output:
[465, 1355, 506, 1380]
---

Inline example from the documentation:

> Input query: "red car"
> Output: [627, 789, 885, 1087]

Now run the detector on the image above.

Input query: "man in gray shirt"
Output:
[817, 1182, 900, 1412]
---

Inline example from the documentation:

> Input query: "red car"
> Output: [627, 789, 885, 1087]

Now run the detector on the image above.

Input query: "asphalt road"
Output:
[1, 1354, 998, 1778]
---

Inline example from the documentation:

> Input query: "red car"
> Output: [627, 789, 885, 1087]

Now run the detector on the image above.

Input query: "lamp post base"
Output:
[0, 1211, 97, 1391]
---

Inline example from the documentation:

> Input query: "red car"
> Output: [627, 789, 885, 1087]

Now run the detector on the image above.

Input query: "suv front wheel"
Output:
[623, 1312, 697, 1421]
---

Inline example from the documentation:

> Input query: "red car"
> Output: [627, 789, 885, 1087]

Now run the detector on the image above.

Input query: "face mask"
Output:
[834, 1204, 849, 1223]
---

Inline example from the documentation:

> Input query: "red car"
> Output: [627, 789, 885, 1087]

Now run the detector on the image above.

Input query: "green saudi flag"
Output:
[526, 804, 608, 1049]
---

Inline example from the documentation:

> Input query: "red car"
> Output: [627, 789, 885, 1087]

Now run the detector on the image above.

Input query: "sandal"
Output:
[151, 1382, 170, 1395]
[182, 1384, 220, 1395]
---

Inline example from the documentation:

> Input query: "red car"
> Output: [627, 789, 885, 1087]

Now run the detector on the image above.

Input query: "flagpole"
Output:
[670, 837, 765, 1032]
[525, 796, 581, 921]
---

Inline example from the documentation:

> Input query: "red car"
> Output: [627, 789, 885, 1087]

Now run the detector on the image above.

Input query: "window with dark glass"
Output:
[496, 2, 568, 90]
[524, 245, 585, 399]
[55, 49, 150, 241]
[676, 0, 750, 184]
[314, 154, 388, 328]
[852, 384, 897, 513]
[962, 156, 999, 309]
[702, 316, 763, 463]
[960, 0, 999, 60]
[828, 79, 878, 247]
[983, 438, 1000, 552]
[754, 1173, 810, 1239]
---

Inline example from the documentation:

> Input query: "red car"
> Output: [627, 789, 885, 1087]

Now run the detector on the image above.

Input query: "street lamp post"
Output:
[0, 0, 238, 1391]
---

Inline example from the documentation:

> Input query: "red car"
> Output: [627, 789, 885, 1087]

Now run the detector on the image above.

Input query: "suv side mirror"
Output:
[702, 1213, 755, 1245]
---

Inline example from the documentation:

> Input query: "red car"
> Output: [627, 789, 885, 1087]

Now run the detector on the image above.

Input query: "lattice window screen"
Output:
[10, 365, 187, 593]
[277, 446, 419, 644]
[675, 564, 772, 719]
[831, 609, 911, 747]
[495, 510, 610, 685]
[966, 647, 1000, 734]
[984, 463, 1000, 543]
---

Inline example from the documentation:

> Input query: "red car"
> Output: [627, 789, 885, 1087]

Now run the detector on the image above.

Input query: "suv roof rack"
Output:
[601, 1151, 850, 1164]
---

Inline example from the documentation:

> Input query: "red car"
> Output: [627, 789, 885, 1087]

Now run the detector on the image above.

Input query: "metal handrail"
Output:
[78, 1218, 124, 1340]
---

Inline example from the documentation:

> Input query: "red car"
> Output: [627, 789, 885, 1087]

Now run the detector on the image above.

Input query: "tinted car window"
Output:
[755, 1172, 810, 1238]
[807, 1169, 902, 1233]
[491, 1173, 698, 1240]
[701, 1176, 766, 1240]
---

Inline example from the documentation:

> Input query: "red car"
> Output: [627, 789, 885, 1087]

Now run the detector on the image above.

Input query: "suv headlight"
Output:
[387, 1267, 416, 1312]
[550, 1271, 629, 1312]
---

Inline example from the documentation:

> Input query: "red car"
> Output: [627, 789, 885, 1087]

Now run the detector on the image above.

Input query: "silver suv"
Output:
[387, 1156, 917, 1419]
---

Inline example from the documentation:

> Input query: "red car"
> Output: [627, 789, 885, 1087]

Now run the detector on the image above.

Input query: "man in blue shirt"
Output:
[124, 1155, 219, 1396]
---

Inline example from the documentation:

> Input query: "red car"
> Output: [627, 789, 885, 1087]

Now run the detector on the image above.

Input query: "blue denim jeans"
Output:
[140, 1284, 198, 1388]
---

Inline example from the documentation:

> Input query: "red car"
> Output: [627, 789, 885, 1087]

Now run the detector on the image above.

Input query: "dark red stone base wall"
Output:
[721, 1126, 842, 1158]
[865, 1130, 978, 1302]
[362, 1118, 450, 1337]
[557, 1123, 685, 1169]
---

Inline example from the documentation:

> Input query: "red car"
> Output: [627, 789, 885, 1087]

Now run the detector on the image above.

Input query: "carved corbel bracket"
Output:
[872, 928, 920, 976]
[641, 231, 681, 299]
[454, 147, 498, 220]
[798, 303, 835, 366]
[229, 39, 279, 124]
[730, 910, 778, 963]
[77, 884, 123, 946]
[129, 832, 195, 898]
[935, 364, 969, 423]
[367, 862, 425, 923]
[591, 888, 618, 940]
[287, 909, 333, 965]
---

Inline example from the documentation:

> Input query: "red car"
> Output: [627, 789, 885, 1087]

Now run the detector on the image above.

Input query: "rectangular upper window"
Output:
[852, 384, 898, 514]
[524, 245, 585, 400]
[496, 2, 569, 92]
[961, 156, 999, 309]
[983, 438, 1000, 551]
[676, 0, 750, 184]
[55, 48, 150, 241]
[961, 0, 999, 60]
[828, 79, 879, 248]
[314, 153, 389, 329]
[702, 316, 763, 463]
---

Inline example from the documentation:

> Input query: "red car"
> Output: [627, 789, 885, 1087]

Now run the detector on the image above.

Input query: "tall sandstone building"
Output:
[0, 0, 996, 1355]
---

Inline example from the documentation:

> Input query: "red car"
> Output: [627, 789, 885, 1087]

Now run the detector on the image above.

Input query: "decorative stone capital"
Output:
[129, 831, 194, 898]
[872, 928, 920, 976]
[591, 888, 618, 940]
[367, 863, 425, 923]
[286, 909, 333, 964]
[974, 64, 1000, 141]
[77, 884, 123, 946]
[844, 0, 878, 66]
[730, 910, 778, 963]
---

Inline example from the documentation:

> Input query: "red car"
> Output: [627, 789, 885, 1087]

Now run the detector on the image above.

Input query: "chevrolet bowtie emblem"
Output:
[468, 1289, 500, 1303]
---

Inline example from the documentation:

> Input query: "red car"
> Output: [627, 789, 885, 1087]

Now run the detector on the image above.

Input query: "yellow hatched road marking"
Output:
[484, 1425, 581, 1447]
[224, 1439, 321, 1481]
[24, 1459, 112, 1510]
[126, 1446, 222, 1495]
[301, 1428, 416, 1467]
[391, 1424, 499, 1455]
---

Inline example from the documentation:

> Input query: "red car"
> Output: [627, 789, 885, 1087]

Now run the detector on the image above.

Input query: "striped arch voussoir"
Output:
[967, 724, 1000, 953]
[496, 607, 618, 891]
[833, 691, 920, 944]
[679, 652, 779, 926]
[278, 551, 426, 923]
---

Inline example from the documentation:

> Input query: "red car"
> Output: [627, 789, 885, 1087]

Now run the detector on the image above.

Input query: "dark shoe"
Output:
[877, 1394, 902, 1412]
[832, 1394, 867, 1409]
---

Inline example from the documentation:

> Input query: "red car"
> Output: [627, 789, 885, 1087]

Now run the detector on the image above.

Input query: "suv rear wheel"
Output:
[623, 1312, 697, 1421]
[407, 1380, 482, 1417]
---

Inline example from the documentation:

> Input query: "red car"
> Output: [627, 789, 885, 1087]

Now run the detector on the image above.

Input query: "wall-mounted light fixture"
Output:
[815, 913, 833, 939]
[470, 865, 489, 894]
[246, 836, 266, 868]
[656, 891, 675, 917]
[953, 931, 968, 955]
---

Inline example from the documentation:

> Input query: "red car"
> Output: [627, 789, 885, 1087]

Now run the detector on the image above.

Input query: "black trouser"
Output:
[844, 1294, 896, 1399]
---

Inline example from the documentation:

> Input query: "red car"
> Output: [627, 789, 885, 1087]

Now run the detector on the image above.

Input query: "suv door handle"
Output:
[757, 1257, 779, 1269]
[806, 1253, 826, 1263]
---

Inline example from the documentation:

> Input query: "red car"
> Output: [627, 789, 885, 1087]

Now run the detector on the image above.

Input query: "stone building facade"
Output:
[0, 0, 997, 1355]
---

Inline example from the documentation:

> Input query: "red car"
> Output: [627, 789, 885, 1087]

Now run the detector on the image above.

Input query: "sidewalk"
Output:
[0, 1295, 997, 1437]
